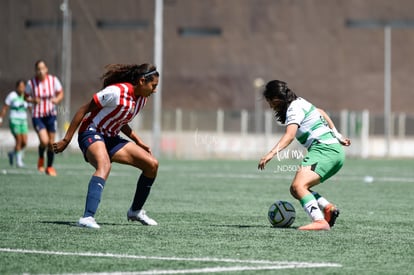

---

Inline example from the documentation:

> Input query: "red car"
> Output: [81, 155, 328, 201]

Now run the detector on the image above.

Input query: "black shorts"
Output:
[78, 129, 129, 162]
[32, 115, 57, 133]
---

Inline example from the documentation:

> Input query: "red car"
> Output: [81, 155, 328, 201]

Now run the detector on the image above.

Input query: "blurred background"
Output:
[1, 0, 414, 159]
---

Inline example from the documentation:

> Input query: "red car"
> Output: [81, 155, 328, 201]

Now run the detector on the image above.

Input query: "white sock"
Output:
[16, 151, 24, 166]
[312, 191, 330, 210]
[303, 199, 325, 221]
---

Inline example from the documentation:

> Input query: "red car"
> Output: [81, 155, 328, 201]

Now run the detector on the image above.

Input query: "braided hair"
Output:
[101, 63, 159, 88]
[263, 80, 298, 124]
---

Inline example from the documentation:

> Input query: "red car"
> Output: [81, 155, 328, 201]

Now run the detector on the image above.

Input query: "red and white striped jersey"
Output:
[79, 83, 147, 137]
[26, 75, 63, 118]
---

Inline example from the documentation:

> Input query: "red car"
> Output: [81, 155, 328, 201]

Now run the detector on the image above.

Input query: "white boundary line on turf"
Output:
[45, 264, 341, 275]
[0, 248, 342, 274]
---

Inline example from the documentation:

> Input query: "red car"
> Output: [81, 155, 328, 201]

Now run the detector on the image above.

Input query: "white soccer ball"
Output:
[268, 200, 296, 227]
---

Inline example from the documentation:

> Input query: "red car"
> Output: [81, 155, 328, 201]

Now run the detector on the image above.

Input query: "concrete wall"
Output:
[1, 0, 414, 115]
[1, 129, 413, 159]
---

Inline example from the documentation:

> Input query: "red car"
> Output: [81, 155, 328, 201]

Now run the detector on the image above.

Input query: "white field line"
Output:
[4, 168, 412, 183]
[46, 263, 340, 275]
[0, 248, 341, 266]
[1, 248, 341, 275]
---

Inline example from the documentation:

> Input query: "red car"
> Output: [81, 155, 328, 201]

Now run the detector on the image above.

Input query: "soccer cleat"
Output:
[45, 166, 57, 176]
[298, 220, 330, 231]
[37, 158, 45, 172]
[78, 216, 100, 229]
[127, 209, 158, 226]
[16, 162, 25, 168]
[324, 203, 340, 227]
[7, 152, 14, 166]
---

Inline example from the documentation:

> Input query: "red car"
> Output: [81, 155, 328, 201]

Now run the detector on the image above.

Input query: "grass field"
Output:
[0, 151, 413, 274]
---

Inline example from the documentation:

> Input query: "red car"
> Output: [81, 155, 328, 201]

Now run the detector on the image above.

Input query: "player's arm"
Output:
[51, 89, 64, 105]
[24, 93, 39, 104]
[52, 99, 99, 153]
[258, 124, 298, 170]
[121, 124, 151, 154]
[24, 84, 40, 104]
[0, 104, 9, 126]
[318, 108, 351, 146]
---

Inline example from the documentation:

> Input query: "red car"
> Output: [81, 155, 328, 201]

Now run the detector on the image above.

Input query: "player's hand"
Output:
[339, 137, 351, 146]
[52, 139, 70, 153]
[138, 142, 152, 155]
[258, 152, 274, 170]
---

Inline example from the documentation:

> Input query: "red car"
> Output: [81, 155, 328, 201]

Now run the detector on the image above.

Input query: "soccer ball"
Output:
[267, 200, 296, 227]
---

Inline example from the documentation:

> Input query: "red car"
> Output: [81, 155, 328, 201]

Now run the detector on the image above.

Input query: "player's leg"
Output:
[7, 120, 18, 166]
[297, 143, 345, 229]
[15, 119, 28, 168]
[15, 134, 25, 167]
[290, 166, 330, 231]
[32, 117, 48, 172]
[112, 142, 158, 225]
[78, 139, 111, 229]
[311, 190, 340, 227]
[45, 116, 58, 176]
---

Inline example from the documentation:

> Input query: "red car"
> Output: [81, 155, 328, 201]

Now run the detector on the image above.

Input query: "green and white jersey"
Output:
[285, 97, 338, 148]
[5, 91, 28, 120]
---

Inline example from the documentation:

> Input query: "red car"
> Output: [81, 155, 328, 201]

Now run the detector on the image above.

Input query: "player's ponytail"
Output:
[263, 80, 298, 124]
[101, 63, 159, 88]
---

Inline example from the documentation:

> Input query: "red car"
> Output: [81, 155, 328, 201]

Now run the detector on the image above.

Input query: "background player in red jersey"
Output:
[25, 60, 64, 176]
[52, 63, 159, 229]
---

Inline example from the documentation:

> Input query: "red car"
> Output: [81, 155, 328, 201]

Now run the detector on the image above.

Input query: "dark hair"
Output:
[34, 59, 46, 69]
[101, 63, 159, 88]
[263, 80, 298, 124]
[15, 79, 25, 88]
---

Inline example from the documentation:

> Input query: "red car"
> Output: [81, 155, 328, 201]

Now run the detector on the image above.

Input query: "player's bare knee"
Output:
[144, 157, 158, 177]
[96, 162, 111, 179]
[290, 185, 300, 199]
[150, 157, 159, 173]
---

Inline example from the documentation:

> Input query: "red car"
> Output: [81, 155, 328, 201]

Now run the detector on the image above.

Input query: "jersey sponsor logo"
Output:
[308, 206, 318, 213]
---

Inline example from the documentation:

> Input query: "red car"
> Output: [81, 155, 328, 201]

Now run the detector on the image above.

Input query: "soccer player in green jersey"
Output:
[0, 80, 29, 167]
[258, 80, 351, 231]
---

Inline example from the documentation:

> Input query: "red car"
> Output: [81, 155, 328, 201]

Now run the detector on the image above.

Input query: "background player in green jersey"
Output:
[258, 80, 351, 231]
[0, 80, 29, 167]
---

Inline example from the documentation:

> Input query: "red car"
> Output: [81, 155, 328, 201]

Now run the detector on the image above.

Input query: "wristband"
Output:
[332, 127, 343, 140]
[0, 117, 3, 123]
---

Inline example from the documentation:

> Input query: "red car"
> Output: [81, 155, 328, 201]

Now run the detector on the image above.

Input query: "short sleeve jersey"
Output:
[5, 91, 28, 120]
[26, 75, 63, 118]
[79, 83, 147, 137]
[285, 97, 338, 148]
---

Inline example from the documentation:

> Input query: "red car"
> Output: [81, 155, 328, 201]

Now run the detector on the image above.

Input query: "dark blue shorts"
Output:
[32, 115, 57, 133]
[78, 130, 129, 162]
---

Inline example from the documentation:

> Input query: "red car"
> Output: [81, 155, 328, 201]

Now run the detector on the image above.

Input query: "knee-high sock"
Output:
[38, 145, 45, 159]
[47, 149, 54, 167]
[83, 176, 106, 217]
[300, 193, 325, 222]
[311, 191, 331, 210]
[131, 174, 155, 211]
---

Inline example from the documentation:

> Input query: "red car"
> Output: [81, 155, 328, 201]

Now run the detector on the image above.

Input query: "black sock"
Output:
[131, 174, 155, 211]
[38, 145, 45, 159]
[47, 149, 54, 167]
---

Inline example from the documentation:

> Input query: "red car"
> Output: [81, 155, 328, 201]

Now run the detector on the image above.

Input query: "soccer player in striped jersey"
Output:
[52, 63, 159, 229]
[25, 60, 64, 176]
[0, 80, 29, 167]
[258, 80, 351, 230]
